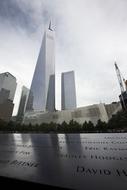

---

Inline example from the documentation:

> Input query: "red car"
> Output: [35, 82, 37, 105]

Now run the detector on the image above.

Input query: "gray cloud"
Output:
[0, 0, 37, 32]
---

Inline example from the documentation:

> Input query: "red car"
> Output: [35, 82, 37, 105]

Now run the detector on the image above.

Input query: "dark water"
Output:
[0, 133, 127, 189]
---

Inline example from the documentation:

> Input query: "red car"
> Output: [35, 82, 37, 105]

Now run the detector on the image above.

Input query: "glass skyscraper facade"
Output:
[61, 71, 77, 110]
[17, 86, 29, 122]
[25, 24, 55, 112]
[0, 72, 17, 121]
[0, 72, 17, 102]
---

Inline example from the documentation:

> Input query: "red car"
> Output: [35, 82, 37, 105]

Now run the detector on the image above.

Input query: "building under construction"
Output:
[115, 63, 127, 110]
[119, 92, 127, 110]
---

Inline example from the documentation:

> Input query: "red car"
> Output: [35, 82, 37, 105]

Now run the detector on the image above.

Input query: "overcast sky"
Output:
[0, 0, 127, 115]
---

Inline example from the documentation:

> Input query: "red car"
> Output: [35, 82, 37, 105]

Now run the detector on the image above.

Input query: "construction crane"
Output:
[114, 62, 126, 110]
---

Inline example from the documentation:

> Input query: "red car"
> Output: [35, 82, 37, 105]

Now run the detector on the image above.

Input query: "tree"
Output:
[87, 121, 94, 132]
[82, 121, 89, 132]
[96, 119, 107, 132]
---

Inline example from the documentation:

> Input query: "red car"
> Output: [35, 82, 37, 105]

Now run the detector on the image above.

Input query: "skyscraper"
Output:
[25, 23, 55, 113]
[0, 72, 17, 121]
[17, 86, 29, 122]
[61, 71, 77, 110]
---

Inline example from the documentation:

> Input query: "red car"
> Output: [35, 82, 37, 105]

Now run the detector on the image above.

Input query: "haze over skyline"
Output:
[0, 0, 127, 115]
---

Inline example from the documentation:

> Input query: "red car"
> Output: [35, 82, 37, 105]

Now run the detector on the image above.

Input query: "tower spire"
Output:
[48, 20, 53, 31]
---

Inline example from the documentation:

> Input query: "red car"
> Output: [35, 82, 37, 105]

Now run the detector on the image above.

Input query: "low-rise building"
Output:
[23, 102, 122, 126]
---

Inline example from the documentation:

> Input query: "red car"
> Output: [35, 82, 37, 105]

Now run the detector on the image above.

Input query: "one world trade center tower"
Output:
[25, 22, 55, 112]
